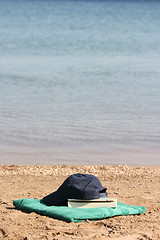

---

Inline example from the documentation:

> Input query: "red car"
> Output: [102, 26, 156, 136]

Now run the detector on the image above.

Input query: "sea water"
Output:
[0, 0, 160, 165]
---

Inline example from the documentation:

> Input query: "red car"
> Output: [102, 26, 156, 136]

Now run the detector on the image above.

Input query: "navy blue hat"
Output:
[41, 173, 107, 206]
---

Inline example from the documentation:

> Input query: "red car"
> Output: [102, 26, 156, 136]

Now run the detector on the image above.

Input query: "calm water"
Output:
[0, 0, 160, 165]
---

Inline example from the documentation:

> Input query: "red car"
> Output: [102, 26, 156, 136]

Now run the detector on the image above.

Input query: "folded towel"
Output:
[13, 198, 146, 223]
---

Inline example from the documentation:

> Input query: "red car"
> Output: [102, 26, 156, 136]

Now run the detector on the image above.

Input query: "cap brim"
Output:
[41, 190, 67, 206]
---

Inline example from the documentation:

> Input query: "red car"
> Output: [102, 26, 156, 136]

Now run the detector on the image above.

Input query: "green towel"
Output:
[13, 198, 146, 223]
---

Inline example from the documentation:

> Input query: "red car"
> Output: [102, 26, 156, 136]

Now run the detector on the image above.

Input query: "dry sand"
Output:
[0, 164, 160, 240]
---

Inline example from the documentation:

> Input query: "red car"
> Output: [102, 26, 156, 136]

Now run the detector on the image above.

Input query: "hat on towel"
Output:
[41, 173, 107, 206]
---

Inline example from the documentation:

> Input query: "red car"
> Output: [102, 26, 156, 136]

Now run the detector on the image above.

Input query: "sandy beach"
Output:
[0, 164, 160, 240]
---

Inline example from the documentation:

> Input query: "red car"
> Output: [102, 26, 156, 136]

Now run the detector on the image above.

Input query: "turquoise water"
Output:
[0, 0, 160, 165]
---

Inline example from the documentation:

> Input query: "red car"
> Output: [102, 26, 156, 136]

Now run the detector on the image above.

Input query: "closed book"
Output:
[68, 198, 117, 208]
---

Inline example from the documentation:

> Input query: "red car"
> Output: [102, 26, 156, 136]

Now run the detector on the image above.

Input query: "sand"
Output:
[0, 164, 160, 240]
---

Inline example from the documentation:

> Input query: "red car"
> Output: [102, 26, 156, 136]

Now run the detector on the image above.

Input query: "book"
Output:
[68, 198, 117, 208]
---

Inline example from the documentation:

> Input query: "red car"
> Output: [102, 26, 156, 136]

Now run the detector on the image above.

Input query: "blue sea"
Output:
[0, 0, 160, 165]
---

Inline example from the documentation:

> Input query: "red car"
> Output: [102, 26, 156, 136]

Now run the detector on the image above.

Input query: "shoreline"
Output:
[0, 149, 160, 166]
[1, 144, 160, 166]
[1, 164, 160, 176]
